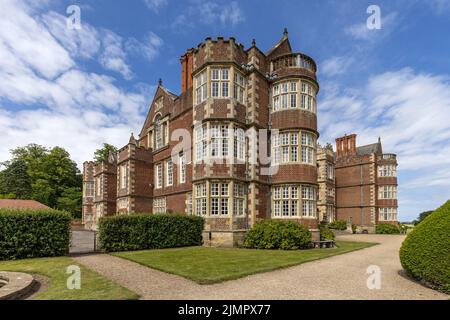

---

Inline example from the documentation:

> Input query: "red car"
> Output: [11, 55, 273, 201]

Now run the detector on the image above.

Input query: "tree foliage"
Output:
[412, 210, 433, 226]
[94, 143, 118, 163]
[0, 144, 82, 217]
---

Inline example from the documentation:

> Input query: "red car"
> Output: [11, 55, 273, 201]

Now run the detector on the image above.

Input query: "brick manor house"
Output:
[82, 30, 398, 246]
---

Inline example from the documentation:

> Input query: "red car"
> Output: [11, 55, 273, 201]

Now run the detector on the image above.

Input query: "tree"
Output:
[0, 159, 32, 199]
[94, 143, 118, 163]
[6, 144, 82, 213]
[57, 186, 82, 219]
[413, 210, 434, 226]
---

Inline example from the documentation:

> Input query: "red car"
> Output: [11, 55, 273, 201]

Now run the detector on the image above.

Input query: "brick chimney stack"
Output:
[180, 49, 194, 93]
[336, 134, 357, 158]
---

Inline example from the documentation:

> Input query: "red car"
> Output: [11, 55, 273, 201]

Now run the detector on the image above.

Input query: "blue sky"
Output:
[1, 0, 449, 221]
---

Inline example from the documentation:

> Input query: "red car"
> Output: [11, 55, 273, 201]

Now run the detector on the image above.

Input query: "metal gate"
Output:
[69, 230, 99, 254]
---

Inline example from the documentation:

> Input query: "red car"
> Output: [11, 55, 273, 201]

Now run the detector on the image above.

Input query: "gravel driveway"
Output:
[73, 235, 448, 300]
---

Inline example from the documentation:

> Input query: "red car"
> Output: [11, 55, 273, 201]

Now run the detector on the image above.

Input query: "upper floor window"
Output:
[120, 163, 127, 190]
[166, 159, 173, 187]
[84, 182, 94, 197]
[211, 68, 230, 98]
[233, 71, 245, 103]
[272, 131, 316, 165]
[379, 185, 397, 199]
[179, 152, 186, 184]
[325, 163, 334, 180]
[273, 80, 316, 113]
[195, 70, 207, 104]
[95, 176, 102, 196]
[155, 163, 163, 189]
[378, 164, 396, 177]
[153, 115, 168, 150]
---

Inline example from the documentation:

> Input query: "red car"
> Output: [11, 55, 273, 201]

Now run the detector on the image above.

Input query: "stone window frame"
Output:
[194, 183, 207, 216]
[153, 197, 166, 214]
[179, 151, 186, 184]
[272, 185, 302, 218]
[211, 68, 230, 98]
[155, 163, 163, 189]
[301, 185, 317, 218]
[233, 183, 246, 216]
[95, 176, 102, 197]
[378, 164, 397, 177]
[166, 158, 173, 187]
[272, 130, 316, 165]
[119, 163, 127, 190]
[210, 182, 229, 216]
[195, 69, 207, 105]
[84, 181, 94, 197]
[233, 70, 245, 104]
[272, 79, 317, 114]
[186, 192, 193, 215]
[378, 185, 397, 199]
[379, 207, 397, 221]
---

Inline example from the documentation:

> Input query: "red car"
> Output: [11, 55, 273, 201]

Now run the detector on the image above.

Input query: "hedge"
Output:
[376, 223, 400, 234]
[98, 214, 204, 252]
[400, 200, 450, 294]
[327, 219, 347, 230]
[319, 223, 335, 241]
[0, 209, 71, 260]
[244, 220, 311, 250]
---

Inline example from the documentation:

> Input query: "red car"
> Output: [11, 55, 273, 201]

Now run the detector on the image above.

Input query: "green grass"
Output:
[113, 241, 376, 284]
[0, 256, 139, 300]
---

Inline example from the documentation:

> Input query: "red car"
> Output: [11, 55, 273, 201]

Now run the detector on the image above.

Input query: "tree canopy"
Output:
[94, 143, 118, 163]
[412, 210, 434, 226]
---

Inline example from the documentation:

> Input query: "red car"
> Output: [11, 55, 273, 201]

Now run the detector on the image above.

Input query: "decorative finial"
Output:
[252, 38, 256, 47]
[283, 27, 288, 37]
[378, 136, 381, 143]
[158, 78, 162, 86]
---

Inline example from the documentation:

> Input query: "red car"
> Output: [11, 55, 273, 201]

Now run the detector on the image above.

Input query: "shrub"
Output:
[327, 219, 347, 230]
[99, 214, 204, 252]
[319, 224, 335, 241]
[351, 224, 357, 234]
[376, 223, 400, 234]
[244, 220, 311, 250]
[0, 209, 71, 260]
[400, 200, 450, 294]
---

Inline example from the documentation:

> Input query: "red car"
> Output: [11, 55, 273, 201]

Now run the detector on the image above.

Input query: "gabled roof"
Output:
[356, 142, 382, 156]
[0, 199, 50, 210]
[266, 28, 292, 59]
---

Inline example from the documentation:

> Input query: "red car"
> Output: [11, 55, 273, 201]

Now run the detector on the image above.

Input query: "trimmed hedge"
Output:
[400, 200, 450, 294]
[0, 209, 71, 260]
[244, 220, 312, 250]
[98, 214, 204, 252]
[327, 219, 347, 230]
[376, 223, 400, 234]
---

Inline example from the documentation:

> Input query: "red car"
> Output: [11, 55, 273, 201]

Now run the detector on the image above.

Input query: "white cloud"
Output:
[345, 12, 398, 41]
[126, 32, 163, 62]
[427, 0, 450, 15]
[320, 56, 354, 77]
[144, 0, 168, 13]
[0, 0, 155, 167]
[171, 0, 245, 30]
[100, 31, 133, 80]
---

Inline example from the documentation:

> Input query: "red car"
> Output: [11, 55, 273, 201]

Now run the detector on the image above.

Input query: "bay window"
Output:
[195, 70, 207, 104]
[272, 185, 316, 218]
[272, 131, 316, 165]
[379, 185, 397, 199]
[273, 79, 316, 113]
[379, 207, 397, 221]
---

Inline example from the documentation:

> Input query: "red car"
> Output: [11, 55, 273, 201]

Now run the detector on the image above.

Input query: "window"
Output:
[326, 164, 334, 180]
[379, 185, 397, 199]
[378, 164, 396, 177]
[166, 159, 173, 186]
[156, 163, 163, 189]
[210, 182, 229, 215]
[120, 163, 127, 190]
[379, 207, 397, 221]
[272, 131, 315, 165]
[234, 71, 245, 103]
[85, 182, 94, 197]
[233, 183, 245, 216]
[186, 193, 193, 215]
[179, 152, 186, 184]
[272, 185, 300, 217]
[195, 70, 207, 104]
[153, 197, 166, 213]
[301, 186, 317, 217]
[301, 132, 315, 164]
[195, 124, 207, 162]
[211, 68, 230, 98]
[234, 127, 245, 161]
[195, 183, 207, 215]
[273, 80, 316, 113]
[95, 176, 102, 197]
[211, 124, 229, 158]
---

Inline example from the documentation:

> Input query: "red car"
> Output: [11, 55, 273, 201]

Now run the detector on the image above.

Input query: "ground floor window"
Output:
[272, 185, 317, 218]
[153, 197, 166, 213]
[379, 207, 397, 221]
[195, 183, 207, 215]
[193, 181, 246, 216]
[326, 205, 335, 222]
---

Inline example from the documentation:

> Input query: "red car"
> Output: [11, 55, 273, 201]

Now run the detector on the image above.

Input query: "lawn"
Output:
[113, 241, 376, 284]
[0, 256, 139, 300]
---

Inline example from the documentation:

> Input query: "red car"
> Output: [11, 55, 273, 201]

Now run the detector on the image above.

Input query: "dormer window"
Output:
[152, 114, 168, 150]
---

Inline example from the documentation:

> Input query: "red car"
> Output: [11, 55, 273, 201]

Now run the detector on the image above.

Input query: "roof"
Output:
[0, 199, 50, 210]
[356, 142, 382, 156]
[266, 28, 292, 58]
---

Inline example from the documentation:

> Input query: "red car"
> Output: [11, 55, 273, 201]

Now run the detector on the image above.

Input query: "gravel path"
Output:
[73, 235, 448, 300]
